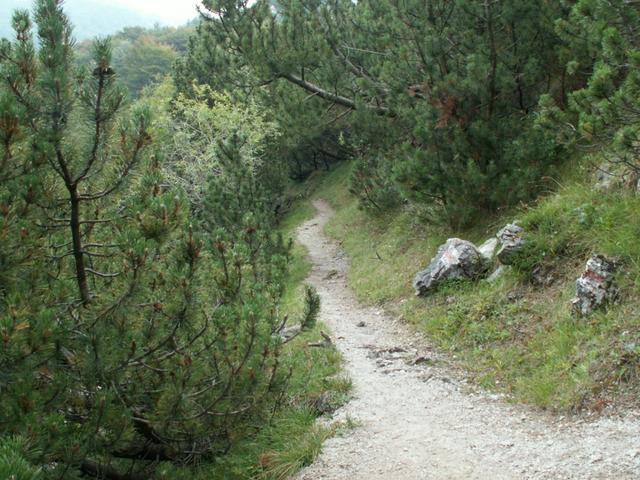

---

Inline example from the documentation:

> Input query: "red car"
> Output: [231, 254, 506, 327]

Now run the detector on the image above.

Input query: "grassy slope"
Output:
[181, 196, 350, 480]
[300, 161, 640, 412]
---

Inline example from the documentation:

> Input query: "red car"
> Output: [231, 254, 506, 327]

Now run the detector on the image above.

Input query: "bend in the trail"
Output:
[294, 199, 640, 480]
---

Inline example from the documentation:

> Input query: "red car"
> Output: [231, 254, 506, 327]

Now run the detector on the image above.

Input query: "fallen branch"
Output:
[307, 330, 333, 348]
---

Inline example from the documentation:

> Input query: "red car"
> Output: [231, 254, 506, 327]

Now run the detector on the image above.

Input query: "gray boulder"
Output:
[496, 223, 525, 265]
[478, 238, 499, 262]
[413, 238, 488, 296]
[571, 255, 618, 317]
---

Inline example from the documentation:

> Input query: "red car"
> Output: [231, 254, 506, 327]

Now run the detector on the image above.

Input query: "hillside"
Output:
[291, 159, 640, 412]
[0, 0, 189, 40]
[290, 197, 640, 479]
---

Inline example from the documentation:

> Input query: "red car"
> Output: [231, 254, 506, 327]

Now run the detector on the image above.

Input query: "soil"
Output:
[293, 200, 640, 480]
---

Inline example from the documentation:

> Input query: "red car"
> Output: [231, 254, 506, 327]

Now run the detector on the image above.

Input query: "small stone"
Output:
[506, 290, 522, 303]
[571, 255, 618, 317]
[496, 223, 525, 265]
[323, 269, 340, 280]
[356, 321, 366, 327]
[411, 355, 433, 366]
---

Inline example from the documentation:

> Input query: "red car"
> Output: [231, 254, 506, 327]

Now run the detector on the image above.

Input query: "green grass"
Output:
[276, 190, 316, 321]
[195, 341, 351, 480]
[293, 159, 640, 412]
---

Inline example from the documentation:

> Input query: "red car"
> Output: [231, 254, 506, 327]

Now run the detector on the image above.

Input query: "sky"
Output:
[98, 0, 202, 26]
[1, 0, 205, 39]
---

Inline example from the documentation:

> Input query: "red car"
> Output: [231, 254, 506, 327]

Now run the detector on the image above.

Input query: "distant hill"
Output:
[0, 0, 183, 40]
[75, 23, 196, 97]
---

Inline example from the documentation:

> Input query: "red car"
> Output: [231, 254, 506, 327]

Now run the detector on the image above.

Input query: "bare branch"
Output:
[279, 73, 393, 116]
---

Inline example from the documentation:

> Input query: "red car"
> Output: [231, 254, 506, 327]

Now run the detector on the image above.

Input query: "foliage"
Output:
[0, 436, 43, 480]
[75, 23, 195, 97]
[183, 0, 569, 226]
[4, 0, 640, 476]
[175, 2, 355, 183]
[0, 2, 327, 479]
[349, 153, 402, 213]
[154, 82, 282, 209]
[553, 0, 640, 176]
[112, 36, 176, 97]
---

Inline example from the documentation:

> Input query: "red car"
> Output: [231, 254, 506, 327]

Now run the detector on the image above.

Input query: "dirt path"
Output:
[294, 200, 640, 480]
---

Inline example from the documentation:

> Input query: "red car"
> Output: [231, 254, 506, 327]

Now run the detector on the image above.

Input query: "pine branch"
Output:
[80, 460, 146, 480]
[279, 72, 393, 116]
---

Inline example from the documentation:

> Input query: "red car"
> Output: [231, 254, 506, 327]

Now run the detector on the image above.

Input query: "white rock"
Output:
[478, 237, 499, 262]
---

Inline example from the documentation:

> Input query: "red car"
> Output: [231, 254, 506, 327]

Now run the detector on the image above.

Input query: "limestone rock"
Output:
[594, 162, 638, 191]
[571, 255, 618, 317]
[478, 238, 499, 262]
[496, 223, 525, 265]
[413, 238, 487, 296]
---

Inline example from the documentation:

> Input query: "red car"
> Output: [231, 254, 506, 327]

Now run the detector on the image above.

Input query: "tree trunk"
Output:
[69, 184, 91, 303]
[485, 0, 498, 118]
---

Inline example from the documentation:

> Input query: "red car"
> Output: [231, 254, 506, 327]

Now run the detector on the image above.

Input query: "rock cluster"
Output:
[571, 255, 618, 317]
[413, 222, 528, 295]
[412, 215, 621, 317]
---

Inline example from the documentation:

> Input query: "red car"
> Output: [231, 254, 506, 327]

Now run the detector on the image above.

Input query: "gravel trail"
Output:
[294, 199, 640, 480]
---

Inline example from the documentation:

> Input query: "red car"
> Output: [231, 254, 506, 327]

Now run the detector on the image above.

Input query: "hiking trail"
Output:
[294, 199, 640, 480]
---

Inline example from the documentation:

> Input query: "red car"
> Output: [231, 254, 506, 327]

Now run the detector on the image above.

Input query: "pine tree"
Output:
[191, 0, 569, 226]
[555, 0, 640, 176]
[1, 2, 319, 478]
